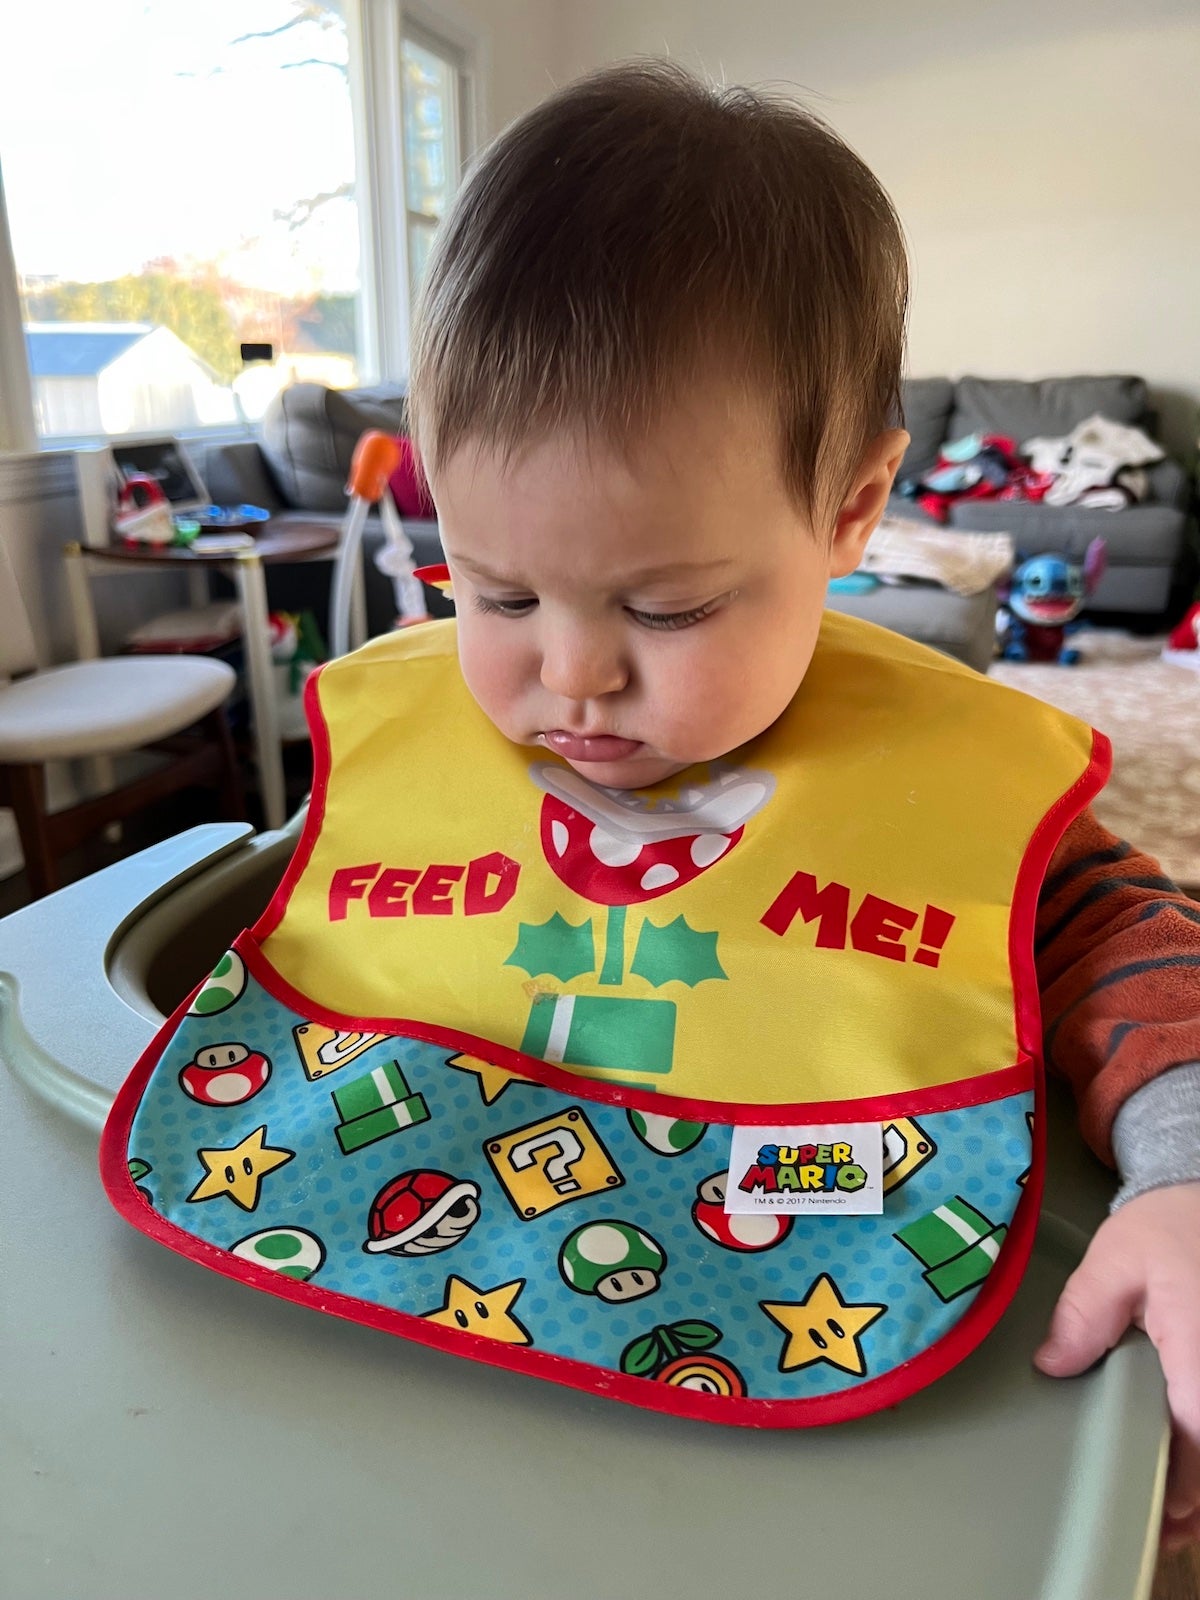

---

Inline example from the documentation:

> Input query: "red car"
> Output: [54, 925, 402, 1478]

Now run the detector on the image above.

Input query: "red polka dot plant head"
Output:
[530, 761, 775, 908]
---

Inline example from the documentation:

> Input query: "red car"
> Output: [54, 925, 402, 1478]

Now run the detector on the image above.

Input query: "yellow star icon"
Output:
[445, 1052, 532, 1106]
[187, 1126, 294, 1212]
[760, 1274, 887, 1376]
[423, 1276, 531, 1346]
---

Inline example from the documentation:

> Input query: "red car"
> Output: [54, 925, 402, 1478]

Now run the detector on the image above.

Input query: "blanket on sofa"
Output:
[860, 517, 1014, 596]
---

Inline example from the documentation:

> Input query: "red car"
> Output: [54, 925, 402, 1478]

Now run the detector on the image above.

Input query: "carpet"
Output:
[990, 631, 1200, 888]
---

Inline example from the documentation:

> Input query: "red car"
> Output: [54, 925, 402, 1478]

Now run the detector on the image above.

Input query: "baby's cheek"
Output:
[457, 627, 528, 736]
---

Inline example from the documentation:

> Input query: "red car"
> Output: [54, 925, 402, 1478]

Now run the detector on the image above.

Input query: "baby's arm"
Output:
[1034, 810, 1200, 1546]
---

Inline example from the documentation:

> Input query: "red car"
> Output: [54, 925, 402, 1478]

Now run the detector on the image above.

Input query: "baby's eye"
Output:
[473, 594, 537, 617]
[627, 601, 720, 631]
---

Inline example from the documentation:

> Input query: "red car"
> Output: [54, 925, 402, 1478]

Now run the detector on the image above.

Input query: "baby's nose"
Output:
[539, 627, 628, 701]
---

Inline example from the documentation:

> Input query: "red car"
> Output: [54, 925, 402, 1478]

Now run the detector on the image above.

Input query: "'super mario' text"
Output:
[738, 1142, 869, 1196]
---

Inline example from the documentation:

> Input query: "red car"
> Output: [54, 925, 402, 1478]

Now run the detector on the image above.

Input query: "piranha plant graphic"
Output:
[620, 1319, 747, 1397]
[504, 762, 774, 1078]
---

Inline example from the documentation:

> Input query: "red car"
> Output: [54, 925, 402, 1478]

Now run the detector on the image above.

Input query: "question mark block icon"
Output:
[485, 1108, 624, 1220]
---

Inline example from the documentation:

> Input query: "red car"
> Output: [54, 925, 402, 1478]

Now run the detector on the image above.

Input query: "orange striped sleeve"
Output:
[1034, 807, 1200, 1164]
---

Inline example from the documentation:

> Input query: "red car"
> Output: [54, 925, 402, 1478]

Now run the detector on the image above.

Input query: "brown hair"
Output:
[408, 60, 908, 532]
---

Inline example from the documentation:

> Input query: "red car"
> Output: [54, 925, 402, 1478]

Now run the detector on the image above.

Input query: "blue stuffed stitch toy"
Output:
[998, 538, 1106, 666]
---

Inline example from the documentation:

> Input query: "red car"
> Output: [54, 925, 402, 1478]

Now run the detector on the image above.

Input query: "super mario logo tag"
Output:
[725, 1122, 882, 1215]
[737, 1140, 869, 1198]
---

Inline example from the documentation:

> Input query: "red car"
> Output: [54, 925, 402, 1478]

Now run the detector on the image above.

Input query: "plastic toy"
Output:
[998, 538, 1106, 665]
[329, 430, 430, 657]
[1168, 602, 1200, 654]
[113, 473, 175, 546]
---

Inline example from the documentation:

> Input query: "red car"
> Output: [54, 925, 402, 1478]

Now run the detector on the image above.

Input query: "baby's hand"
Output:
[1034, 1181, 1200, 1550]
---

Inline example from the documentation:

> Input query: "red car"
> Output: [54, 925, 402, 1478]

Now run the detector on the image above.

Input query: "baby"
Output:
[407, 62, 1200, 1544]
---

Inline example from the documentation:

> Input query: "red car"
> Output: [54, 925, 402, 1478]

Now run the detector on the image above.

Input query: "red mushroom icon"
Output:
[692, 1171, 794, 1252]
[179, 1042, 271, 1106]
[363, 1169, 481, 1257]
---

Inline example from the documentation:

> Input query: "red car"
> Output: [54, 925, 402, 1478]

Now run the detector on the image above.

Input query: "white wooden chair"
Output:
[0, 538, 243, 899]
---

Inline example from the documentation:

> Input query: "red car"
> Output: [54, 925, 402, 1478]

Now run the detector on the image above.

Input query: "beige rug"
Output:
[990, 631, 1200, 887]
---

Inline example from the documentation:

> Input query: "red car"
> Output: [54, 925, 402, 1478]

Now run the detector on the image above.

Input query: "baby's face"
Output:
[432, 381, 885, 790]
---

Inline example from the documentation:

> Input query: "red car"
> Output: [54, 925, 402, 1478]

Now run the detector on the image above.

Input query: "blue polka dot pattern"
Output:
[126, 963, 1035, 1406]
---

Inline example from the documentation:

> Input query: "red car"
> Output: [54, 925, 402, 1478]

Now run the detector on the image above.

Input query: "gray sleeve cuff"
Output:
[1110, 1062, 1200, 1211]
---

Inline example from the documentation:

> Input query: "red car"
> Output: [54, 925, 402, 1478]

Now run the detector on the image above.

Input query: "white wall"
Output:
[557, 0, 1200, 459]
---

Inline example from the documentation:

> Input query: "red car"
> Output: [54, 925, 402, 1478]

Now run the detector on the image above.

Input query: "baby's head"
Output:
[409, 61, 910, 789]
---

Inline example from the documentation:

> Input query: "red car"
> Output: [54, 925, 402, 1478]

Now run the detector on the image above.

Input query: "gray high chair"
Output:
[0, 809, 1169, 1599]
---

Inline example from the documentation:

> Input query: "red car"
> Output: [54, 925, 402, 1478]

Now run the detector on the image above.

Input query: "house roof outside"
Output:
[24, 322, 154, 377]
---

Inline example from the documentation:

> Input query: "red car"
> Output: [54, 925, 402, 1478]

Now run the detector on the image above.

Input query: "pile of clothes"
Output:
[899, 413, 1164, 524]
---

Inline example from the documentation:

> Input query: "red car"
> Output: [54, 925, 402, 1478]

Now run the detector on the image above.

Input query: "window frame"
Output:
[0, 1, 478, 456]
[399, 16, 473, 311]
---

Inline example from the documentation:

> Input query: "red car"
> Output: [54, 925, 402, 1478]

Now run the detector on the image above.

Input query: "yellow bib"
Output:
[256, 612, 1106, 1109]
[103, 612, 1109, 1426]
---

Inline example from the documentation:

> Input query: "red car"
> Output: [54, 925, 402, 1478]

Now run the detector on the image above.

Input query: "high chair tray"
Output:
[0, 826, 1168, 1600]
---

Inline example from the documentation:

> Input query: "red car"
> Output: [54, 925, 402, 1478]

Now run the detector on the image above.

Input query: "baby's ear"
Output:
[829, 429, 909, 577]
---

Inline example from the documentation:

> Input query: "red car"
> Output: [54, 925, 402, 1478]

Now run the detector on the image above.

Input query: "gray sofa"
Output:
[197, 374, 1192, 675]
[892, 374, 1191, 613]
[815, 374, 1191, 671]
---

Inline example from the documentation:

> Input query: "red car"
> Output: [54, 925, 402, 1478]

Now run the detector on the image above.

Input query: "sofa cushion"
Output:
[193, 439, 288, 511]
[825, 584, 996, 674]
[898, 378, 954, 479]
[260, 383, 412, 511]
[947, 498, 1185, 567]
[949, 375, 1150, 449]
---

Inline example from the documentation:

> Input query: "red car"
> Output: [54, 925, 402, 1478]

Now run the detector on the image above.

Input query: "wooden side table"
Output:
[63, 521, 361, 830]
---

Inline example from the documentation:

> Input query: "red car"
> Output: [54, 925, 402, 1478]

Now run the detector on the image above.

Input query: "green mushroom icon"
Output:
[559, 1220, 667, 1303]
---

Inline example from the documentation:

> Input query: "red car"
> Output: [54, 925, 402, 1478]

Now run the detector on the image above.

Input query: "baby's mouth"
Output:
[542, 730, 643, 763]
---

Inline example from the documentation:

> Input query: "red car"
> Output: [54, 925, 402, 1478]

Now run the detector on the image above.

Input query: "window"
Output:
[401, 24, 468, 309]
[0, 2, 475, 447]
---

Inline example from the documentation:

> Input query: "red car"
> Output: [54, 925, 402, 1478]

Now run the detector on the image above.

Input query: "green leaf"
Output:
[128, 1158, 152, 1183]
[671, 1320, 722, 1352]
[630, 916, 727, 989]
[504, 913, 596, 982]
[621, 1321, 723, 1375]
[620, 1331, 665, 1377]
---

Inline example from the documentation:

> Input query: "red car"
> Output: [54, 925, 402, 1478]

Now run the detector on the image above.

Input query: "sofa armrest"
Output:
[200, 441, 289, 511]
[1144, 457, 1191, 512]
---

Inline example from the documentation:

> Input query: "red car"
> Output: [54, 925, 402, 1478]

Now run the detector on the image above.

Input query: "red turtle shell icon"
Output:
[363, 1170, 481, 1257]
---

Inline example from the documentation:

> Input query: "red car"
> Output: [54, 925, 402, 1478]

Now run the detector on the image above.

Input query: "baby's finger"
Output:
[1034, 1251, 1140, 1377]
[1151, 1317, 1200, 1523]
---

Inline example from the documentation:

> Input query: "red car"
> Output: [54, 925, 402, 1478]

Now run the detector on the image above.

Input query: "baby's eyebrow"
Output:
[449, 553, 736, 585]
[622, 559, 737, 583]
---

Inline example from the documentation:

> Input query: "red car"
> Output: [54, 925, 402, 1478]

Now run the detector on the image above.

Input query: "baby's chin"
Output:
[561, 751, 692, 791]
[517, 734, 692, 792]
